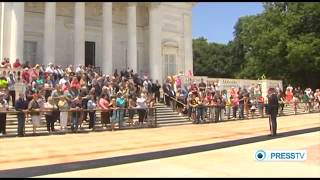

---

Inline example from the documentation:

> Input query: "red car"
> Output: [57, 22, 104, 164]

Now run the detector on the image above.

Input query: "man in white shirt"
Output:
[45, 63, 54, 74]
[7, 73, 16, 107]
[59, 74, 68, 85]
[136, 93, 147, 126]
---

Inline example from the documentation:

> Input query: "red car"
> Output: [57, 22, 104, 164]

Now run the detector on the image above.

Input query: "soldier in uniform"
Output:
[267, 88, 279, 136]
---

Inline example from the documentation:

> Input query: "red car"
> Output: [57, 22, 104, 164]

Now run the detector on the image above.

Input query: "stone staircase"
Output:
[154, 103, 191, 127]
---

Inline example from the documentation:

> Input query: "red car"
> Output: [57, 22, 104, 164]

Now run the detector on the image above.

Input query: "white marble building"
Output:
[0, 2, 195, 83]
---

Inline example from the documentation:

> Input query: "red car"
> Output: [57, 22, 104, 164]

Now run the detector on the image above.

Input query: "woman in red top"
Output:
[70, 77, 81, 89]
[285, 88, 293, 103]
[231, 95, 239, 119]
[13, 59, 22, 68]
[21, 68, 30, 84]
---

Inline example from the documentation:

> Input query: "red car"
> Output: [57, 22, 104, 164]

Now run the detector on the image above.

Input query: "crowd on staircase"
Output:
[0, 58, 162, 136]
[162, 75, 320, 124]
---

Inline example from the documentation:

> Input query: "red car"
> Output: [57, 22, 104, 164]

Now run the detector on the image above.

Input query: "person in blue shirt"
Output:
[116, 92, 126, 128]
[87, 95, 97, 130]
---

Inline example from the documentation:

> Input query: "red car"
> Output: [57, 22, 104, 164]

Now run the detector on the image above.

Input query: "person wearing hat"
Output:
[0, 92, 9, 135]
[267, 88, 279, 136]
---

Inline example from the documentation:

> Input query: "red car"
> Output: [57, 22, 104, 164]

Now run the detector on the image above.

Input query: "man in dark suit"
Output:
[15, 92, 29, 137]
[267, 88, 279, 136]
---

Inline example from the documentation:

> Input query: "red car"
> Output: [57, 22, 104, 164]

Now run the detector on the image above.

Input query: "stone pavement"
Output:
[0, 113, 319, 177]
[38, 132, 320, 178]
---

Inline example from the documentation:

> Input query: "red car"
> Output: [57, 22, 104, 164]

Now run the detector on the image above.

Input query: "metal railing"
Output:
[0, 107, 157, 137]
[162, 94, 320, 124]
[163, 93, 187, 112]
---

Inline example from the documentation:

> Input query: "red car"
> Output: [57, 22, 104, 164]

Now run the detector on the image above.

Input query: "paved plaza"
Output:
[0, 113, 319, 177]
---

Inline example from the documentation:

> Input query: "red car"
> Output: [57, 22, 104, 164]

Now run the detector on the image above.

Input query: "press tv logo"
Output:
[255, 150, 307, 161]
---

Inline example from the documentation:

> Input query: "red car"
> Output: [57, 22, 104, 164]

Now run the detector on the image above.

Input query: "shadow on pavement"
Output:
[0, 126, 319, 177]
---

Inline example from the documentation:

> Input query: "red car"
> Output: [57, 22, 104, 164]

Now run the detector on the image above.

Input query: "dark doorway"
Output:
[85, 41, 95, 67]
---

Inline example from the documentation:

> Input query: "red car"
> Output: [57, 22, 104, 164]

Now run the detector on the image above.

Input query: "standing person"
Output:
[51, 84, 63, 123]
[109, 96, 117, 131]
[231, 95, 239, 120]
[278, 92, 286, 116]
[250, 98, 257, 119]
[225, 96, 232, 120]
[136, 93, 147, 127]
[127, 95, 136, 127]
[238, 93, 245, 119]
[28, 94, 41, 135]
[15, 93, 28, 137]
[152, 80, 161, 103]
[44, 97, 58, 133]
[21, 67, 30, 84]
[302, 91, 310, 113]
[214, 97, 222, 123]
[267, 88, 279, 136]
[13, 58, 22, 68]
[115, 92, 126, 128]
[0, 93, 9, 135]
[244, 94, 250, 119]
[99, 94, 111, 128]
[147, 94, 156, 127]
[58, 96, 69, 131]
[7, 73, 16, 107]
[257, 95, 265, 118]
[70, 95, 82, 133]
[189, 93, 198, 122]
[87, 95, 97, 130]
[196, 95, 206, 124]
[198, 78, 206, 93]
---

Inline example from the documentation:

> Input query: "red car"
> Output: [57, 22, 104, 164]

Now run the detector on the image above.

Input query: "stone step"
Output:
[157, 119, 191, 125]
[158, 122, 192, 127]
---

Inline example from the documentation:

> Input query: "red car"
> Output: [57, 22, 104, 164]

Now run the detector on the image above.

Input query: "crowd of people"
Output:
[0, 58, 162, 137]
[0, 58, 319, 137]
[162, 76, 320, 124]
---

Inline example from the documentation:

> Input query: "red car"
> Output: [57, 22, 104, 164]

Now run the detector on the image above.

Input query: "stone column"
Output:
[149, 4, 162, 82]
[127, 3, 137, 72]
[10, 2, 24, 64]
[184, 13, 193, 76]
[44, 2, 56, 65]
[0, 2, 4, 61]
[2, 2, 11, 61]
[102, 2, 112, 75]
[74, 2, 85, 67]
